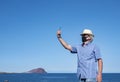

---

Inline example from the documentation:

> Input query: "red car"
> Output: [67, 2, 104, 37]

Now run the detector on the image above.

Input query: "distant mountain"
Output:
[0, 68, 47, 74]
[0, 72, 8, 74]
[27, 68, 47, 73]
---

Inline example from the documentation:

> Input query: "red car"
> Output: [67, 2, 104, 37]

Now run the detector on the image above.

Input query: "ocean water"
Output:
[0, 73, 120, 82]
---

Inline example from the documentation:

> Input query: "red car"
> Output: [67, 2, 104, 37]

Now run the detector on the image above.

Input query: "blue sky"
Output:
[0, 0, 120, 73]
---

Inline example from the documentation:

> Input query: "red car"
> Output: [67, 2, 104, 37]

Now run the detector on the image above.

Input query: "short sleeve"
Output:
[94, 45, 102, 60]
[71, 46, 77, 53]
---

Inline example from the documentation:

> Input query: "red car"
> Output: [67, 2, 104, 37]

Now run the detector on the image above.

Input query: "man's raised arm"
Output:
[56, 30, 72, 51]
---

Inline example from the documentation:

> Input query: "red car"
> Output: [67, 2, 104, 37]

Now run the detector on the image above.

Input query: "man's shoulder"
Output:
[90, 43, 100, 50]
[88, 42, 100, 49]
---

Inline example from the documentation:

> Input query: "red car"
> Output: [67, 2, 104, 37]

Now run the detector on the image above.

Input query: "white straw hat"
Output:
[81, 29, 94, 36]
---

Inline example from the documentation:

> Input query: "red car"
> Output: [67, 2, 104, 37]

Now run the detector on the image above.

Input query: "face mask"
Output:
[82, 36, 88, 42]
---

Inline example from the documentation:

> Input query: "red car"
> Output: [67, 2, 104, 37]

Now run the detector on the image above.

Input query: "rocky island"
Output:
[0, 68, 47, 74]
[27, 68, 47, 73]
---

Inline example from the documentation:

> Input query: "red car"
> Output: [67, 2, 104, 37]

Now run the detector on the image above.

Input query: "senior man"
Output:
[56, 29, 103, 82]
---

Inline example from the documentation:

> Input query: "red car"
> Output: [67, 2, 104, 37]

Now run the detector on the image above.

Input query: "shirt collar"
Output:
[82, 41, 92, 46]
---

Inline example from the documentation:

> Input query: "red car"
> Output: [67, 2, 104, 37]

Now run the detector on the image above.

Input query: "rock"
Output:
[27, 68, 47, 73]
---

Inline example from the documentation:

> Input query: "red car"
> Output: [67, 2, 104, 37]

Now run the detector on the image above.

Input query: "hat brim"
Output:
[80, 33, 94, 37]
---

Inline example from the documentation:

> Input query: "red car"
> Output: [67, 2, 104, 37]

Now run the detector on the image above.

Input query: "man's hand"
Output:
[57, 30, 62, 38]
[97, 73, 102, 82]
[57, 30, 61, 35]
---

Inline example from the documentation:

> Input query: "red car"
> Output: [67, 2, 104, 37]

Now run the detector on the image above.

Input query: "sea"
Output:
[0, 73, 120, 82]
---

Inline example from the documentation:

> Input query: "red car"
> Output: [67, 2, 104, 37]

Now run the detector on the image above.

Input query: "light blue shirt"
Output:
[71, 42, 102, 79]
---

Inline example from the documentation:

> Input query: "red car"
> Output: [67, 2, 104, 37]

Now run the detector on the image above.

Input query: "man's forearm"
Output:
[57, 33, 71, 51]
[97, 59, 103, 82]
[98, 59, 103, 74]
[58, 37, 71, 50]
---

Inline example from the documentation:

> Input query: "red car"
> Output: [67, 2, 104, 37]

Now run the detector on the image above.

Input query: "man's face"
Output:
[81, 34, 91, 42]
